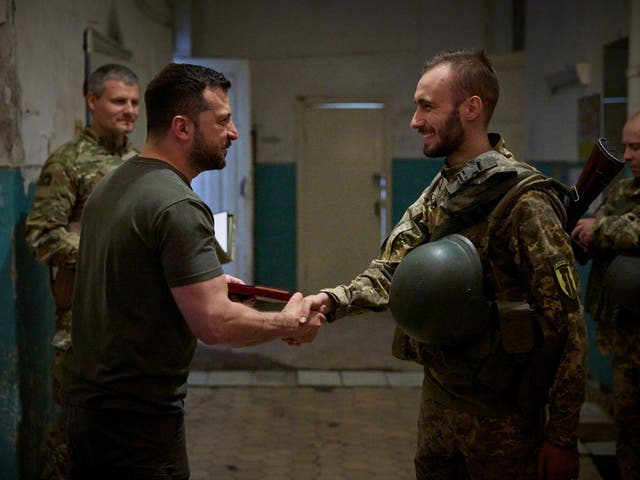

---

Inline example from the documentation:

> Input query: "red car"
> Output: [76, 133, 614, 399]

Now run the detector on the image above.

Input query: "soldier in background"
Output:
[571, 111, 640, 480]
[306, 50, 586, 479]
[61, 63, 323, 478]
[25, 63, 140, 480]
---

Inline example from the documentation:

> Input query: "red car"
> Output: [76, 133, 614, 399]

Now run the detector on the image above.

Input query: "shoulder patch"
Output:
[552, 259, 578, 300]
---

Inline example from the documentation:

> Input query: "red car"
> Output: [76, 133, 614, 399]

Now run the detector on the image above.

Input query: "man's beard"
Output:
[423, 107, 465, 158]
[190, 128, 226, 171]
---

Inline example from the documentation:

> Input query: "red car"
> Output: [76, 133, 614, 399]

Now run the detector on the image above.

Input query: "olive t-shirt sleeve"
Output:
[156, 198, 224, 287]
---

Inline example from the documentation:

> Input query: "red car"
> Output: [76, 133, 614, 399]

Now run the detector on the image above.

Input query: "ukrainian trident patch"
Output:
[553, 259, 578, 300]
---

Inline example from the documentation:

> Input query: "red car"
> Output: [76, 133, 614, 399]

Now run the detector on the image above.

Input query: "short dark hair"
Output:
[145, 63, 231, 137]
[423, 50, 499, 126]
[84, 64, 138, 97]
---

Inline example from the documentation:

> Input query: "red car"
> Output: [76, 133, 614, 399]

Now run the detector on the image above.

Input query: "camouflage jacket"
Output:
[585, 177, 640, 363]
[26, 127, 137, 270]
[585, 177, 640, 321]
[322, 135, 586, 447]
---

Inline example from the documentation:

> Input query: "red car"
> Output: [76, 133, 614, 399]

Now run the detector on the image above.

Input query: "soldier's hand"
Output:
[303, 292, 336, 317]
[537, 441, 579, 480]
[570, 218, 595, 251]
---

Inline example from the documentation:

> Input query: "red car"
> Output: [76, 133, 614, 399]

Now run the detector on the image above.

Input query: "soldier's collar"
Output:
[444, 152, 501, 194]
[83, 126, 132, 156]
[441, 133, 504, 180]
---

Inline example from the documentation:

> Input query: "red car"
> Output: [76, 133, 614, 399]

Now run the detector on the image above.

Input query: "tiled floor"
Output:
[187, 369, 425, 388]
[185, 310, 620, 479]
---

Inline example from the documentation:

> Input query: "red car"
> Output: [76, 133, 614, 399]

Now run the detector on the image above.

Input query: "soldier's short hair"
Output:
[423, 50, 499, 127]
[84, 64, 139, 98]
[144, 63, 231, 137]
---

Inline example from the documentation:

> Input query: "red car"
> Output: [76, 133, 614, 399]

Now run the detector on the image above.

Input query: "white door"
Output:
[297, 100, 389, 293]
[173, 57, 254, 282]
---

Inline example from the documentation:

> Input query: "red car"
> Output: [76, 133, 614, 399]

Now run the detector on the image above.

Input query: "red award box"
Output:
[227, 283, 293, 302]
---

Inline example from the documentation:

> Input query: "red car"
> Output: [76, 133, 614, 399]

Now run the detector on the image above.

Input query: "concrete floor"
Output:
[185, 310, 618, 479]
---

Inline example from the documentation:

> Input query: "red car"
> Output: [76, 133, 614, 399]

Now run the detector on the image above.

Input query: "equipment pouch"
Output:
[475, 337, 517, 393]
[496, 300, 535, 354]
[475, 301, 534, 393]
[391, 326, 423, 364]
[516, 315, 567, 413]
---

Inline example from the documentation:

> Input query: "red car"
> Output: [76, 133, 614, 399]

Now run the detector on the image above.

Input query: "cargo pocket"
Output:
[516, 316, 567, 413]
[475, 301, 534, 393]
[391, 326, 422, 364]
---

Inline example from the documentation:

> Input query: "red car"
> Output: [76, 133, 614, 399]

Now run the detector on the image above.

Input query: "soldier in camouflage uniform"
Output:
[571, 111, 640, 480]
[305, 50, 586, 479]
[25, 64, 140, 480]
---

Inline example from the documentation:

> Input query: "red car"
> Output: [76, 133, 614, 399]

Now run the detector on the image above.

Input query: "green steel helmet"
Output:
[604, 254, 640, 314]
[389, 234, 491, 345]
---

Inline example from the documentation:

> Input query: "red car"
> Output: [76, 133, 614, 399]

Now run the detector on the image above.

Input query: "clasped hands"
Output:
[281, 292, 336, 346]
[225, 275, 333, 346]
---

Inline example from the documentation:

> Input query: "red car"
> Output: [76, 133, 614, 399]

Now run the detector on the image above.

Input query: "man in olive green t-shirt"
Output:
[63, 63, 325, 479]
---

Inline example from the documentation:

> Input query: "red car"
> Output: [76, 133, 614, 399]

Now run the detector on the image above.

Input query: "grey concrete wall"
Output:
[0, 0, 23, 168]
[14, 0, 173, 181]
[188, 0, 630, 165]
[525, 0, 630, 161]
[189, 0, 512, 164]
[1, 1, 173, 477]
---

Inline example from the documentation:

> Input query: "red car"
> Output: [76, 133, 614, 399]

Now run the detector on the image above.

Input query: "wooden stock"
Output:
[566, 138, 624, 264]
[566, 138, 624, 231]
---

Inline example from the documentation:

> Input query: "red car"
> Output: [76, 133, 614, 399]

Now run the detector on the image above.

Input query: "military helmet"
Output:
[605, 254, 640, 314]
[389, 234, 491, 345]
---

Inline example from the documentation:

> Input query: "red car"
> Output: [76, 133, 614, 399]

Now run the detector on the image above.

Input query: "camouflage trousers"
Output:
[42, 308, 71, 480]
[415, 397, 543, 480]
[611, 310, 640, 480]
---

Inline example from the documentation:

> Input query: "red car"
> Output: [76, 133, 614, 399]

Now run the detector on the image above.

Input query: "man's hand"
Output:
[281, 292, 331, 346]
[225, 274, 256, 305]
[537, 441, 579, 480]
[224, 274, 246, 285]
[570, 217, 595, 253]
[303, 292, 336, 317]
[280, 292, 326, 346]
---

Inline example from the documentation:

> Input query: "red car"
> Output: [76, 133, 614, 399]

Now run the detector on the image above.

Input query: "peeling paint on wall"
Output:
[0, 0, 25, 170]
[3, 84, 11, 104]
[2, 0, 174, 474]
[0, 373, 21, 446]
[1, 167, 56, 479]
[20, 166, 41, 196]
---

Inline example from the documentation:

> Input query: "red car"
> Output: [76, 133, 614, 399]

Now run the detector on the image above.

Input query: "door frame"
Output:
[295, 95, 392, 291]
[173, 56, 254, 282]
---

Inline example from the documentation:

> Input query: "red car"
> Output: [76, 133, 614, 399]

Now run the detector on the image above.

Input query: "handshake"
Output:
[226, 276, 335, 346]
[280, 291, 336, 346]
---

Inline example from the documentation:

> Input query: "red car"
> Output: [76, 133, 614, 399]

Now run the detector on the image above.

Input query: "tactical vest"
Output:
[392, 152, 569, 413]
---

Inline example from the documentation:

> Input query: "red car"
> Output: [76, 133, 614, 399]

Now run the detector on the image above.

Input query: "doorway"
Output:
[173, 57, 253, 282]
[296, 100, 389, 293]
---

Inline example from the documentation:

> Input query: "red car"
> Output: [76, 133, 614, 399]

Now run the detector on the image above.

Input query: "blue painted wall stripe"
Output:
[392, 158, 442, 223]
[0, 168, 54, 479]
[254, 158, 612, 387]
[254, 163, 296, 291]
[0, 169, 21, 477]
